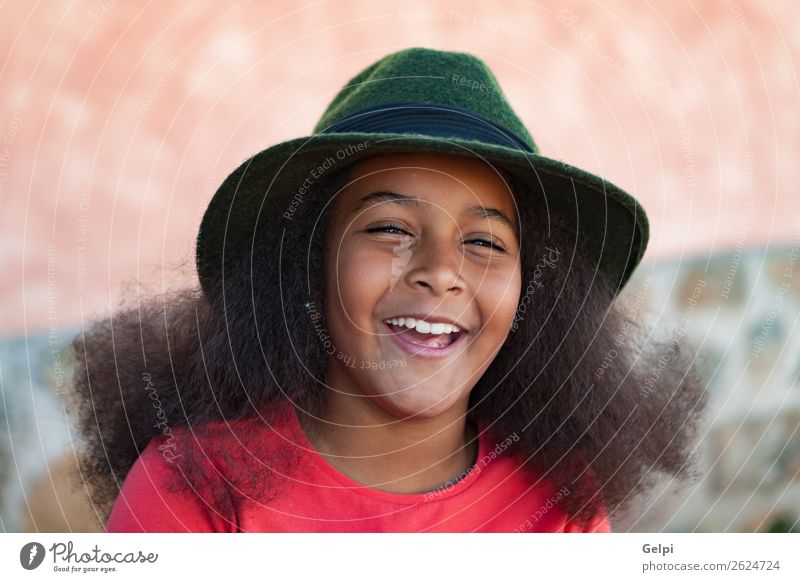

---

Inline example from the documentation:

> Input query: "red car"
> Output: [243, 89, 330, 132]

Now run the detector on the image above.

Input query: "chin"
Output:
[372, 383, 470, 420]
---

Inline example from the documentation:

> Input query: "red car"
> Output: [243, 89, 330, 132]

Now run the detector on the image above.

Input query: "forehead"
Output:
[337, 152, 517, 217]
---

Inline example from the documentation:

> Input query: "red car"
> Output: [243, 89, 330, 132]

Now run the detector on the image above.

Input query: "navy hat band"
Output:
[318, 102, 535, 153]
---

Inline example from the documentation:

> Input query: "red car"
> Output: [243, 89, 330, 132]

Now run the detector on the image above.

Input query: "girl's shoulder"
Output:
[157, 396, 298, 469]
[106, 397, 297, 532]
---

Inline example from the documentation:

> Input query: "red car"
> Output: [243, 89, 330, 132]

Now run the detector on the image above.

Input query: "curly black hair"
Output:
[66, 157, 709, 531]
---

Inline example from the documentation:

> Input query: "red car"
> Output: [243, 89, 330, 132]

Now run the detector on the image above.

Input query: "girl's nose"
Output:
[403, 238, 464, 296]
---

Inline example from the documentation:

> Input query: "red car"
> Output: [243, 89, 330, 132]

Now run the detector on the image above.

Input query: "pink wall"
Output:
[1, 0, 797, 335]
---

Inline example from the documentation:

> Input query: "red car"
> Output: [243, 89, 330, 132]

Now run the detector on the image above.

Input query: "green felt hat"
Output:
[196, 46, 649, 296]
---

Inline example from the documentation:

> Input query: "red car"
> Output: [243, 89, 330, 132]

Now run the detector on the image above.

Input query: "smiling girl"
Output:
[68, 47, 707, 533]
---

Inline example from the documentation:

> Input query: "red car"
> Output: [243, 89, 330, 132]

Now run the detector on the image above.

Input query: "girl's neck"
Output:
[295, 383, 479, 495]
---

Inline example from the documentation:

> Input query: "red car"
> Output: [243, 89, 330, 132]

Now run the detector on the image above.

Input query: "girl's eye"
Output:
[470, 238, 506, 252]
[366, 224, 411, 236]
[365, 224, 506, 252]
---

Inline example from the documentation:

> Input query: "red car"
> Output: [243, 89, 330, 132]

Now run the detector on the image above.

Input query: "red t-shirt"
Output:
[106, 397, 610, 532]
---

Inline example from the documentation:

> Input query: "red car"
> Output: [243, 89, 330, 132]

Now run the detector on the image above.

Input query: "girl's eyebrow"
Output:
[353, 190, 517, 233]
[354, 190, 425, 212]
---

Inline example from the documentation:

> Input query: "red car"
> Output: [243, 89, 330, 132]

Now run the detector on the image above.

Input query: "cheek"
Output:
[327, 243, 392, 328]
[479, 269, 522, 328]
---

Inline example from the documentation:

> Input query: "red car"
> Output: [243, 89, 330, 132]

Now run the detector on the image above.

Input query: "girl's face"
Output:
[323, 152, 522, 419]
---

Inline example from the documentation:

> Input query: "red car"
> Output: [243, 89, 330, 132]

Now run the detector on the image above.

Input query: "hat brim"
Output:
[196, 132, 649, 296]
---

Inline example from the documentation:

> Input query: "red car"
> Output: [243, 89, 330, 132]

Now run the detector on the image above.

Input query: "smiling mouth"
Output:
[385, 321, 463, 347]
[382, 321, 470, 361]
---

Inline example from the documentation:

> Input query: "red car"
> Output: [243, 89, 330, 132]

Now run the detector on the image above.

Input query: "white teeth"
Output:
[429, 323, 446, 335]
[384, 317, 462, 335]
